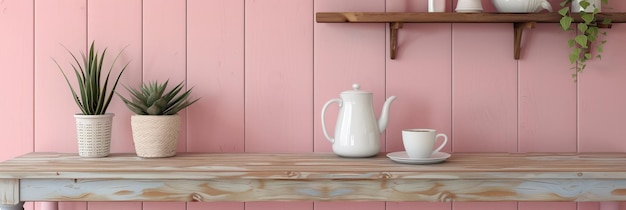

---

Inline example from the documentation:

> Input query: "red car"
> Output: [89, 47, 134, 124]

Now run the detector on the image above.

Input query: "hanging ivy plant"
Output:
[558, 0, 610, 80]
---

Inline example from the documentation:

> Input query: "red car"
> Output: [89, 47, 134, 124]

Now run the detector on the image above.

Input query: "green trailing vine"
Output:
[558, 0, 610, 80]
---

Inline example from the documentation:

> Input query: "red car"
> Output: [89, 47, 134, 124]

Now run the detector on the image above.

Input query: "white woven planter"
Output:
[131, 115, 181, 158]
[74, 113, 114, 158]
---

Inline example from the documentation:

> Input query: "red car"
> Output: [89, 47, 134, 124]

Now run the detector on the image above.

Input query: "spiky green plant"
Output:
[117, 80, 199, 115]
[53, 41, 128, 115]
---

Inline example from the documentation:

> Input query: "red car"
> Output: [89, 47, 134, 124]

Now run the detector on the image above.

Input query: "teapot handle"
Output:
[321, 98, 342, 144]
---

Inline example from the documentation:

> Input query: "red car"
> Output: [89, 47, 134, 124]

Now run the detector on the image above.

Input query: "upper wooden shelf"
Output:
[315, 12, 626, 59]
[316, 12, 626, 23]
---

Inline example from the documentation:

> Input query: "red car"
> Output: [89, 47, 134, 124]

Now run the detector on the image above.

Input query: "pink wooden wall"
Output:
[2, 0, 626, 210]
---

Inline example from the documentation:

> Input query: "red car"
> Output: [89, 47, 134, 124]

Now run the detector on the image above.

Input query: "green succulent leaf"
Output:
[118, 80, 200, 115]
[54, 41, 128, 115]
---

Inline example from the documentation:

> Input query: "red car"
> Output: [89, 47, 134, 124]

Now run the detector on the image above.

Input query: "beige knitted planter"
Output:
[131, 115, 180, 158]
[74, 113, 114, 158]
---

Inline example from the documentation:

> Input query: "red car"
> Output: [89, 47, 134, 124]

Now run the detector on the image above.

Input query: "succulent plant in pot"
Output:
[558, 0, 610, 79]
[117, 80, 199, 158]
[54, 41, 128, 158]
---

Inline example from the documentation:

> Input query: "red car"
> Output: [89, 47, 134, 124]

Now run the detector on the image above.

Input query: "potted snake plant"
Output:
[117, 80, 199, 158]
[558, 0, 610, 80]
[54, 41, 128, 157]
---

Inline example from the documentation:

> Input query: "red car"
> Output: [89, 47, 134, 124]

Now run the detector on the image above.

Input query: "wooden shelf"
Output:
[5, 152, 626, 205]
[316, 12, 626, 60]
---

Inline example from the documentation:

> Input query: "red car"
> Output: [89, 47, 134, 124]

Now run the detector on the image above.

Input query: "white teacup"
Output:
[402, 129, 448, 159]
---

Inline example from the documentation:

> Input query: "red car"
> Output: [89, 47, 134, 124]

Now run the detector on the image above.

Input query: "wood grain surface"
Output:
[4, 153, 626, 203]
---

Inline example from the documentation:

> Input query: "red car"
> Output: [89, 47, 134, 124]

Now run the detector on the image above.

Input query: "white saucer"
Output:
[386, 151, 451, 164]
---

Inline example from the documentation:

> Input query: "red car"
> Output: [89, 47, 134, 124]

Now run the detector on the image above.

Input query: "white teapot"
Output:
[492, 0, 553, 13]
[321, 84, 396, 157]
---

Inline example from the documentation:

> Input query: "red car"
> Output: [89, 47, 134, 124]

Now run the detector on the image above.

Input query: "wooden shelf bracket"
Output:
[513, 22, 536, 60]
[390, 22, 403, 59]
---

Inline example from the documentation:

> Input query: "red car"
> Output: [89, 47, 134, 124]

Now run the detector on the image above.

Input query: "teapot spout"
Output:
[378, 96, 397, 133]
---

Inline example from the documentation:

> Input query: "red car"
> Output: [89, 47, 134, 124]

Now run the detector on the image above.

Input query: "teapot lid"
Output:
[341, 84, 370, 94]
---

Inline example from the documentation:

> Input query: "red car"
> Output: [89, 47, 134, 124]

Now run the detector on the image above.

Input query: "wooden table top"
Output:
[1, 152, 626, 180]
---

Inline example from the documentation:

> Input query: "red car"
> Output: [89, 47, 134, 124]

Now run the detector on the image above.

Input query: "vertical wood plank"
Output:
[87, 0, 143, 153]
[187, 0, 245, 153]
[517, 24, 578, 210]
[34, 1, 87, 209]
[1, 2, 32, 206]
[578, 24, 626, 152]
[88, 202, 142, 210]
[387, 202, 451, 210]
[187, 202, 244, 210]
[518, 24, 577, 153]
[519, 202, 576, 210]
[385, 0, 453, 154]
[384, 0, 455, 205]
[244, 0, 312, 210]
[315, 202, 383, 210]
[313, 1, 386, 210]
[34, 0, 86, 153]
[451, 24, 517, 152]
[187, 1, 245, 209]
[245, 202, 312, 210]
[56, 203, 86, 210]
[143, 202, 185, 210]
[577, 4, 626, 210]
[451, 23, 518, 210]
[0, 0, 34, 162]
[142, 0, 188, 155]
[87, 1, 143, 210]
[453, 202, 517, 210]
[244, 0, 313, 153]
[314, 0, 386, 152]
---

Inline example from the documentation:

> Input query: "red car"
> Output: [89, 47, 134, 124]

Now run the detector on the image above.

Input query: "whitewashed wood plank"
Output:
[3, 153, 626, 180]
[0, 179, 19, 205]
[18, 179, 626, 202]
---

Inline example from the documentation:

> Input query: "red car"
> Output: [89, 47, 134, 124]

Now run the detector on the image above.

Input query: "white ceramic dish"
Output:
[491, 0, 552, 13]
[386, 151, 451, 164]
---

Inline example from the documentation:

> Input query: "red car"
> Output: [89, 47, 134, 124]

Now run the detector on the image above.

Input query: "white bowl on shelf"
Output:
[492, 0, 553, 13]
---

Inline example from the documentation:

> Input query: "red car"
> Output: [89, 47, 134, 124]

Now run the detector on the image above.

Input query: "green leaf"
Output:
[581, 12, 594, 24]
[55, 41, 128, 115]
[120, 80, 200, 115]
[569, 53, 578, 64]
[578, 0, 590, 10]
[568, 39, 576, 48]
[560, 16, 573, 31]
[597, 45, 604, 53]
[575, 35, 588, 48]
[577, 23, 588, 33]
[558, 6, 569, 16]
